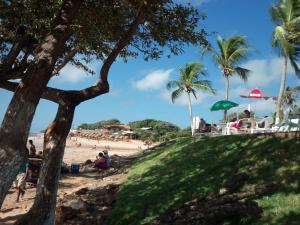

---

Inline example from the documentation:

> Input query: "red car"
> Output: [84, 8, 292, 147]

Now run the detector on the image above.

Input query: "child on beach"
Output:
[14, 160, 29, 202]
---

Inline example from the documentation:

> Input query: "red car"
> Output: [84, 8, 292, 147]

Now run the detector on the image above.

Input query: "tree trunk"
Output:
[0, 0, 82, 207]
[275, 54, 288, 124]
[15, 104, 75, 225]
[224, 75, 229, 121]
[187, 92, 194, 136]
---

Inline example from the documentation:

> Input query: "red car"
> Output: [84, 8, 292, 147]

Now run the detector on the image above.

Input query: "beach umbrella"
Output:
[210, 100, 239, 111]
[240, 88, 276, 100]
[240, 88, 277, 116]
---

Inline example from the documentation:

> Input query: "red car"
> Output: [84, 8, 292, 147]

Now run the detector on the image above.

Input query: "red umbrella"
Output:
[240, 88, 276, 100]
[239, 88, 277, 117]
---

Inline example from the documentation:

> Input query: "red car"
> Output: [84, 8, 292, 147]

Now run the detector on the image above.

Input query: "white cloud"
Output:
[230, 86, 249, 97]
[134, 69, 174, 91]
[231, 57, 295, 87]
[234, 99, 276, 115]
[56, 64, 90, 83]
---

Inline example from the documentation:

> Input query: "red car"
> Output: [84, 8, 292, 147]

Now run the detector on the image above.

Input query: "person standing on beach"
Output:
[29, 139, 36, 156]
[14, 158, 29, 202]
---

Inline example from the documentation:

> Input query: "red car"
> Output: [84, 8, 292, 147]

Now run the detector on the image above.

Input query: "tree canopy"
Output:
[129, 119, 181, 142]
[77, 119, 121, 130]
[0, 0, 208, 79]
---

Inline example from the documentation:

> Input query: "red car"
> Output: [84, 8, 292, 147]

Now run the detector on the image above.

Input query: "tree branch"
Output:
[0, 1, 149, 106]
[71, 1, 149, 103]
[0, 80, 70, 104]
[52, 48, 77, 75]
[0, 64, 29, 81]
[1, 29, 28, 69]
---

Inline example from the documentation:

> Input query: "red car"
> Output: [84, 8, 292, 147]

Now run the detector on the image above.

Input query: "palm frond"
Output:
[271, 5, 284, 23]
[190, 88, 197, 100]
[288, 50, 300, 77]
[166, 80, 182, 91]
[292, 85, 300, 91]
[167, 62, 215, 104]
[216, 36, 226, 61]
[228, 47, 250, 64]
[170, 87, 185, 103]
[200, 43, 214, 59]
[234, 67, 251, 82]
[212, 35, 250, 79]
[192, 80, 216, 94]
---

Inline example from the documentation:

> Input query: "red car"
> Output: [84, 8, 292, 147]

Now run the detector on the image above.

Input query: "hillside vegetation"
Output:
[77, 119, 189, 142]
[107, 135, 300, 225]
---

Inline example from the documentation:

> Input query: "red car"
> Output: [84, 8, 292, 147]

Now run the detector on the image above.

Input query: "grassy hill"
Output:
[107, 134, 300, 225]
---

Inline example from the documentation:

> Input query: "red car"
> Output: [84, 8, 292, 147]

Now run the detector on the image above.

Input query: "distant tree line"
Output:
[77, 119, 190, 142]
[78, 119, 121, 130]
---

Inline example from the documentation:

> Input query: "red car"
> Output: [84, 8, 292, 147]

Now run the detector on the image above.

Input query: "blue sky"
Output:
[1, 0, 300, 131]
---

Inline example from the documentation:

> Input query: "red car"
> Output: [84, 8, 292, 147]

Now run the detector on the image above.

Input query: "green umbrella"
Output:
[210, 100, 239, 111]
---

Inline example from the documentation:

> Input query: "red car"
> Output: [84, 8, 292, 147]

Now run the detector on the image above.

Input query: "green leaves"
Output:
[271, 0, 300, 77]
[234, 67, 250, 82]
[166, 62, 214, 104]
[171, 87, 185, 103]
[282, 85, 300, 107]
[1, 0, 208, 72]
[213, 35, 250, 74]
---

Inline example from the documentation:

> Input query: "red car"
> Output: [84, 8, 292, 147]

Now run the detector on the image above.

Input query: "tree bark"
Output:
[0, 0, 82, 207]
[0, 3, 147, 220]
[275, 54, 288, 124]
[224, 75, 229, 121]
[2, 42, 23, 69]
[187, 92, 194, 136]
[15, 104, 75, 225]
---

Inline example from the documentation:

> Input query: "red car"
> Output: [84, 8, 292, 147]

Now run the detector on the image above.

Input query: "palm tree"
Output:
[166, 62, 215, 136]
[271, 0, 300, 124]
[281, 86, 300, 121]
[208, 35, 251, 120]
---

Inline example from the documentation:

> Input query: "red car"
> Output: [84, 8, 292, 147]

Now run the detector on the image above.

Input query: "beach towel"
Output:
[231, 119, 242, 129]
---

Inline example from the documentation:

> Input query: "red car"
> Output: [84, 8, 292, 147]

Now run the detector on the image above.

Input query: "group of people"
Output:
[94, 149, 111, 170]
[197, 118, 219, 133]
[15, 139, 113, 202]
[230, 110, 273, 132]
[197, 109, 274, 134]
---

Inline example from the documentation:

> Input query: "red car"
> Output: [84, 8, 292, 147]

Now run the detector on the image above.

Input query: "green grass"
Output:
[107, 135, 300, 225]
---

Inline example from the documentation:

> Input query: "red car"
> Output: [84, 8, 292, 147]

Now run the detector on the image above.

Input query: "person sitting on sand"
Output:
[94, 152, 108, 170]
[14, 156, 29, 202]
[29, 139, 36, 157]
[103, 150, 111, 168]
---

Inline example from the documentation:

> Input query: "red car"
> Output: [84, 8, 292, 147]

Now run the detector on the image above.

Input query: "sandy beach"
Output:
[0, 136, 149, 224]
[30, 135, 148, 164]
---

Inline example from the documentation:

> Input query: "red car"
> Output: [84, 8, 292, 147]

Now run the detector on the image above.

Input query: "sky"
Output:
[1, 0, 300, 132]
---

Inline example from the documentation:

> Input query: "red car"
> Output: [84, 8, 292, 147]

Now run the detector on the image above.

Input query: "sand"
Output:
[0, 136, 148, 224]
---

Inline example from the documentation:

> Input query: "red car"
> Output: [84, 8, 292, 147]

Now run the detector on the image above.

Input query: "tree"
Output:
[129, 119, 180, 142]
[77, 119, 121, 130]
[166, 62, 215, 136]
[0, 0, 83, 209]
[0, 0, 208, 223]
[281, 86, 300, 121]
[206, 35, 251, 120]
[271, 0, 300, 124]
